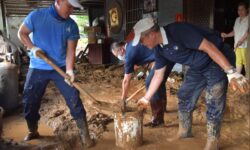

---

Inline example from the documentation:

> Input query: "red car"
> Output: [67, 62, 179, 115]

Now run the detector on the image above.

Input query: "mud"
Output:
[2, 64, 250, 150]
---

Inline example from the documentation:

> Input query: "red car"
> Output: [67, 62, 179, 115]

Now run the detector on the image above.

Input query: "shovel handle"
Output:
[126, 86, 145, 103]
[36, 51, 99, 102]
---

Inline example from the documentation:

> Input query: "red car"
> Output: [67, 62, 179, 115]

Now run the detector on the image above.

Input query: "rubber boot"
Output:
[145, 99, 164, 128]
[76, 118, 95, 148]
[204, 122, 220, 150]
[24, 121, 39, 141]
[167, 111, 193, 142]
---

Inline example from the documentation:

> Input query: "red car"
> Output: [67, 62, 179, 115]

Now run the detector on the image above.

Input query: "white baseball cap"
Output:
[132, 17, 155, 46]
[68, 0, 83, 10]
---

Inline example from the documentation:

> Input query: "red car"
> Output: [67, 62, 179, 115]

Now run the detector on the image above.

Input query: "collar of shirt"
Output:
[49, 4, 66, 21]
[160, 27, 168, 48]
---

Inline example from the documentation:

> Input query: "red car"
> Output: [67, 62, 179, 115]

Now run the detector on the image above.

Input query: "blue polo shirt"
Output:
[155, 22, 223, 70]
[125, 42, 155, 74]
[24, 5, 80, 70]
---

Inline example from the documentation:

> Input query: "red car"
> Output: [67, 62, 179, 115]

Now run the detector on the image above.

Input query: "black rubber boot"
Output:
[24, 121, 39, 141]
[76, 118, 95, 148]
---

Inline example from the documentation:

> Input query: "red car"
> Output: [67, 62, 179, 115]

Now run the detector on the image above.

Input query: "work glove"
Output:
[136, 71, 144, 80]
[227, 72, 249, 93]
[31, 46, 44, 59]
[65, 70, 75, 86]
[137, 97, 150, 110]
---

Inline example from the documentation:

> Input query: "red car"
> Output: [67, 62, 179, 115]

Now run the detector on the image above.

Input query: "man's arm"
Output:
[144, 66, 166, 100]
[199, 38, 232, 71]
[17, 23, 33, 49]
[137, 66, 166, 108]
[66, 40, 78, 71]
[121, 73, 132, 100]
[64, 40, 78, 85]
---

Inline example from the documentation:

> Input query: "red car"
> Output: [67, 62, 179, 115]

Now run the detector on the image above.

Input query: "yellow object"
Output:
[235, 48, 247, 66]
[84, 27, 101, 44]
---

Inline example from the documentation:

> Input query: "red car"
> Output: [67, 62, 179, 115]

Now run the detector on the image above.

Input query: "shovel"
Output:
[35, 50, 116, 108]
[121, 85, 146, 115]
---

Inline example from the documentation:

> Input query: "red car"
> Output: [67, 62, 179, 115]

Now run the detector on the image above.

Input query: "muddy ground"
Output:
[1, 63, 250, 150]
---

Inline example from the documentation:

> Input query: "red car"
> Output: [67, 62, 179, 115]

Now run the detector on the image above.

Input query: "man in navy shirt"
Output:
[133, 18, 249, 150]
[111, 41, 174, 127]
[18, 0, 94, 148]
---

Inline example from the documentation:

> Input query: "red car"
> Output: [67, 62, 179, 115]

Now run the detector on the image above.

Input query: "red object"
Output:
[175, 13, 183, 22]
[125, 30, 135, 43]
[88, 44, 110, 64]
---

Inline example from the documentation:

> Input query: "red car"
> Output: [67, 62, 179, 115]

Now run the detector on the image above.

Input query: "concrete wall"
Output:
[158, 0, 183, 26]
[0, 6, 4, 32]
[6, 16, 24, 47]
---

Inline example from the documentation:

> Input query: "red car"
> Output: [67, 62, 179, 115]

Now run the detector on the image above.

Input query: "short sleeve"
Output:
[23, 10, 39, 32]
[154, 47, 168, 70]
[154, 46, 175, 70]
[175, 24, 204, 50]
[124, 51, 135, 74]
[233, 17, 238, 32]
[67, 20, 80, 41]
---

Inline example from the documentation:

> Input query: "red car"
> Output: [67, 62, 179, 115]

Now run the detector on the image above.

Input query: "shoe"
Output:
[24, 121, 39, 141]
[144, 121, 164, 128]
[24, 131, 40, 141]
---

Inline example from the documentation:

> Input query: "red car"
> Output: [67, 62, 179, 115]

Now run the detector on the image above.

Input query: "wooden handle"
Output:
[126, 86, 145, 103]
[36, 51, 99, 103]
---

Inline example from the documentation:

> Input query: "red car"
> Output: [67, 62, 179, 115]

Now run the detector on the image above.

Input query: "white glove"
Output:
[137, 97, 150, 109]
[31, 46, 43, 59]
[137, 71, 144, 78]
[227, 72, 249, 93]
[65, 70, 75, 86]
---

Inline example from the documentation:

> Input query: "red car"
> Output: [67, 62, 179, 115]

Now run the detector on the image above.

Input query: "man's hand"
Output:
[136, 71, 144, 80]
[65, 70, 75, 86]
[227, 72, 249, 93]
[31, 46, 44, 59]
[137, 97, 150, 109]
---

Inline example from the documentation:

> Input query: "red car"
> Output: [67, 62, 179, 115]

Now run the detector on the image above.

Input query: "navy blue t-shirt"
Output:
[125, 42, 155, 74]
[155, 22, 224, 70]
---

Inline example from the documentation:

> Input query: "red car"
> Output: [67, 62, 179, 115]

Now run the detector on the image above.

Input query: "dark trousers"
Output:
[145, 64, 173, 123]
[177, 61, 228, 138]
[22, 67, 86, 126]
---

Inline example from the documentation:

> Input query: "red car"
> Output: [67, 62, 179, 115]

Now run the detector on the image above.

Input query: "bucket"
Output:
[0, 62, 19, 112]
[114, 110, 143, 149]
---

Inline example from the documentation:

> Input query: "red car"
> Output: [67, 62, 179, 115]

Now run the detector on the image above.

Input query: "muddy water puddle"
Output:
[3, 114, 54, 146]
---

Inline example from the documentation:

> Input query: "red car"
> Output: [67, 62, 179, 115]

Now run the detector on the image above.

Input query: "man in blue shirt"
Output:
[18, 0, 94, 148]
[133, 18, 249, 150]
[111, 41, 175, 127]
